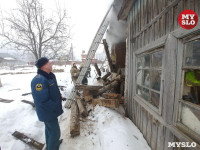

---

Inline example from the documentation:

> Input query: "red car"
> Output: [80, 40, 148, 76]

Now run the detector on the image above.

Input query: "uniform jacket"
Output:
[70, 66, 80, 81]
[31, 69, 63, 122]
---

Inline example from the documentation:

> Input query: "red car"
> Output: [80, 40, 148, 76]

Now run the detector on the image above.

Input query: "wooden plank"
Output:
[169, 7, 174, 32]
[139, 105, 143, 132]
[190, 0, 194, 11]
[156, 123, 165, 150]
[173, 39, 183, 123]
[140, 0, 144, 30]
[101, 72, 111, 82]
[70, 101, 80, 137]
[0, 98, 14, 103]
[142, 109, 147, 139]
[21, 100, 35, 108]
[135, 34, 167, 55]
[76, 96, 88, 117]
[194, 0, 199, 15]
[12, 131, 44, 150]
[75, 85, 103, 91]
[162, 34, 177, 124]
[95, 80, 119, 96]
[164, 128, 174, 150]
[165, 12, 169, 34]
[92, 98, 120, 109]
[94, 63, 101, 77]
[103, 39, 114, 72]
[102, 93, 121, 99]
[151, 117, 158, 150]
[146, 113, 152, 146]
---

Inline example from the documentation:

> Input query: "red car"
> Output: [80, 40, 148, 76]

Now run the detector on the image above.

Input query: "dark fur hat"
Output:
[35, 57, 49, 68]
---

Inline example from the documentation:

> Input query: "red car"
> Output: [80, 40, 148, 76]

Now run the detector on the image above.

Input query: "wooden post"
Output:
[12, 131, 44, 150]
[103, 39, 114, 72]
[76, 96, 88, 117]
[70, 101, 80, 137]
[95, 80, 119, 96]
[94, 63, 101, 77]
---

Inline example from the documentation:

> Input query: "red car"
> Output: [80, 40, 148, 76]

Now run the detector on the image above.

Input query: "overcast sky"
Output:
[0, 0, 113, 60]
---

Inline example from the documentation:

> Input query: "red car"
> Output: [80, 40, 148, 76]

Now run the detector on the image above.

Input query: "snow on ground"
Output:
[0, 65, 151, 150]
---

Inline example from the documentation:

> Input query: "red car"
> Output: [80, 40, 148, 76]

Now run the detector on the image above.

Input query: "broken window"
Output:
[136, 50, 163, 108]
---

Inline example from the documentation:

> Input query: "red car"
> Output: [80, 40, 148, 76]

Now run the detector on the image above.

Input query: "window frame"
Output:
[176, 34, 200, 143]
[135, 47, 164, 115]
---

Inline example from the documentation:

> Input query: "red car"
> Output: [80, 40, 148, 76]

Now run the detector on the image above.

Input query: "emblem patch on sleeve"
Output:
[36, 83, 43, 91]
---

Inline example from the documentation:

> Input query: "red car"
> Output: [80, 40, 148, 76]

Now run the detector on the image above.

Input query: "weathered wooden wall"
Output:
[124, 0, 200, 150]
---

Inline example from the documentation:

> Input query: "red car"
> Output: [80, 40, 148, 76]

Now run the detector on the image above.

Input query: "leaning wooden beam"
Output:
[0, 98, 14, 103]
[101, 72, 111, 82]
[21, 100, 35, 108]
[92, 98, 120, 109]
[95, 80, 119, 96]
[76, 96, 88, 117]
[70, 101, 80, 137]
[12, 131, 44, 150]
[103, 39, 114, 72]
[94, 63, 101, 77]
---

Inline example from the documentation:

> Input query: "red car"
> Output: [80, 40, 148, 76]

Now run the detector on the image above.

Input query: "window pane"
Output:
[151, 70, 162, 91]
[142, 70, 150, 87]
[137, 69, 142, 85]
[144, 54, 150, 68]
[136, 85, 142, 96]
[152, 51, 162, 68]
[137, 57, 143, 69]
[141, 88, 150, 101]
[151, 92, 160, 108]
[180, 103, 200, 136]
[184, 39, 200, 66]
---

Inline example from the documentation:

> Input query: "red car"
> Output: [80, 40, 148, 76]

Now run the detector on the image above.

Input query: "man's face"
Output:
[73, 63, 76, 67]
[43, 61, 53, 72]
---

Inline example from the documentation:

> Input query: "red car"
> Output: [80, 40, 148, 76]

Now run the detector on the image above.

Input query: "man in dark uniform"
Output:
[31, 57, 63, 150]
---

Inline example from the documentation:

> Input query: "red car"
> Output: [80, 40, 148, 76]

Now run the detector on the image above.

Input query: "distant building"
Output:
[81, 50, 97, 64]
[0, 53, 25, 67]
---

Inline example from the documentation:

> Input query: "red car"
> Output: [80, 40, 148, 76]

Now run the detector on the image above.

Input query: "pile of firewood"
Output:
[70, 71, 125, 137]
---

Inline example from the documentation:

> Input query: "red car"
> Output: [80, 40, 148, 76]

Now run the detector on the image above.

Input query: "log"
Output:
[94, 63, 101, 77]
[102, 93, 121, 99]
[70, 101, 80, 137]
[0, 98, 14, 103]
[95, 80, 119, 96]
[103, 39, 114, 72]
[92, 98, 120, 109]
[76, 96, 88, 117]
[21, 100, 35, 108]
[84, 95, 93, 102]
[101, 72, 111, 82]
[12, 131, 44, 150]
[75, 85, 103, 91]
[22, 92, 32, 96]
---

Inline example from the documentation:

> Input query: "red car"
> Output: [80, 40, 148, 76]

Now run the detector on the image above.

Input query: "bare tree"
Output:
[0, 0, 70, 60]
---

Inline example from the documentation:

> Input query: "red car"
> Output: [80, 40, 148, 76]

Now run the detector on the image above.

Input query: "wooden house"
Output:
[115, 0, 200, 149]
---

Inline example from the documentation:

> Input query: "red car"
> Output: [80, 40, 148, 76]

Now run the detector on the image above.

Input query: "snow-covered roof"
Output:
[0, 53, 16, 60]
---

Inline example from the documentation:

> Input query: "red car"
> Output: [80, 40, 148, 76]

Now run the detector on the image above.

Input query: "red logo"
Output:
[178, 10, 198, 30]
